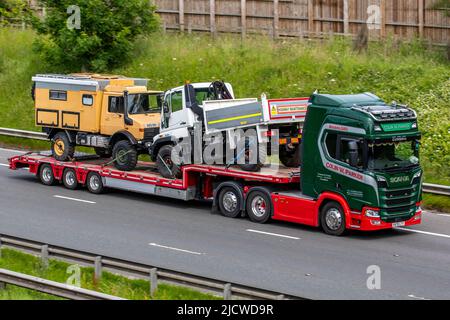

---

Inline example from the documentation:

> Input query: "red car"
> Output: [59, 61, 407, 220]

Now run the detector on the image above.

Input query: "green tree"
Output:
[0, 0, 31, 25]
[32, 0, 159, 72]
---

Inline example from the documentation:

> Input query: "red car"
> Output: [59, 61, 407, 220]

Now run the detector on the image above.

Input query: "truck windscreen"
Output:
[127, 94, 160, 114]
[368, 139, 420, 171]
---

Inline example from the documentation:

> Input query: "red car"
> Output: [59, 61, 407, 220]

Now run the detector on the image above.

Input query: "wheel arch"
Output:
[212, 181, 245, 215]
[316, 192, 352, 228]
[47, 129, 76, 143]
[110, 131, 138, 148]
[150, 137, 174, 160]
[245, 186, 275, 217]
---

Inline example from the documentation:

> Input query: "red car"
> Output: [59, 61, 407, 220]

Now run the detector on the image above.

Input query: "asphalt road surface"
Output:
[0, 148, 449, 300]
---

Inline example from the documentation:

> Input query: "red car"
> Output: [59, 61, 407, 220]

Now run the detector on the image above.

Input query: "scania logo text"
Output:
[390, 176, 410, 183]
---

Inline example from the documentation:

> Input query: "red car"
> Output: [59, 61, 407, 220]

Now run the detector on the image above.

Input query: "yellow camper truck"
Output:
[32, 74, 163, 171]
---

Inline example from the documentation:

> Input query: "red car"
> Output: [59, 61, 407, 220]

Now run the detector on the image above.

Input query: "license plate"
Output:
[392, 221, 406, 227]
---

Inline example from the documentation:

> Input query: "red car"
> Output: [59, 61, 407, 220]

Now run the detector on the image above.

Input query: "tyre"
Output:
[156, 145, 182, 179]
[51, 132, 75, 161]
[112, 140, 138, 171]
[86, 172, 104, 194]
[62, 168, 78, 190]
[94, 147, 111, 158]
[320, 201, 347, 236]
[238, 138, 266, 172]
[246, 190, 272, 224]
[39, 164, 55, 186]
[217, 186, 242, 218]
[279, 145, 301, 168]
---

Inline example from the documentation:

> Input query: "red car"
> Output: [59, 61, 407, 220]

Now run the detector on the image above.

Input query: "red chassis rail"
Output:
[9, 154, 421, 233]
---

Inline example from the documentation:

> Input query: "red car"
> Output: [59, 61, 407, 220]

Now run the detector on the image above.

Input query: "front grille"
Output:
[144, 128, 159, 142]
[385, 197, 414, 206]
[386, 188, 412, 198]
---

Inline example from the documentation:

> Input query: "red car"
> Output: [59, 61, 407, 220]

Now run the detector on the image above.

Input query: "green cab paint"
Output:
[302, 93, 422, 223]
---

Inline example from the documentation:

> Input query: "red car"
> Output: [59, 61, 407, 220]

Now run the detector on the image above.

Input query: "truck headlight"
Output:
[411, 122, 417, 129]
[365, 209, 380, 218]
[412, 171, 421, 180]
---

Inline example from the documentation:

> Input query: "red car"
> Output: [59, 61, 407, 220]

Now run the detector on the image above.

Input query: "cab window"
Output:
[337, 137, 364, 169]
[170, 91, 183, 112]
[325, 133, 337, 159]
[108, 96, 124, 113]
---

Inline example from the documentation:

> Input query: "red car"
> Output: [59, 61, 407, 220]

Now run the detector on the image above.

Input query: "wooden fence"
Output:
[7, 0, 450, 44]
[155, 0, 450, 44]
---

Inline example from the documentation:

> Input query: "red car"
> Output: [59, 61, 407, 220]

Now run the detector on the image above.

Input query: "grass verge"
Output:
[0, 248, 220, 300]
[422, 194, 450, 214]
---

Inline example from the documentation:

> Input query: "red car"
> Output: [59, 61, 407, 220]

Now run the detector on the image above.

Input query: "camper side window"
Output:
[82, 94, 93, 106]
[108, 96, 124, 114]
[49, 90, 67, 101]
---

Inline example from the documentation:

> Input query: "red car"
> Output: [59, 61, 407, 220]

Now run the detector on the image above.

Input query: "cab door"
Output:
[100, 94, 125, 136]
[161, 88, 195, 132]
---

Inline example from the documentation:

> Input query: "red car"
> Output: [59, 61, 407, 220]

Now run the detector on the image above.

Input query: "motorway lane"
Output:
[0, 149, 450, 299]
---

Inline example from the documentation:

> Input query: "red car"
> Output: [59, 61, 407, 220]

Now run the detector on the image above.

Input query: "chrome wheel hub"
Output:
[42, 167, 52, 182]
[223, 191, 238, 212]
[65, 171, 76, 186]
[325, 208, 342, 231]
[90, 175, 100, 190]
[251, 196, 266, 218]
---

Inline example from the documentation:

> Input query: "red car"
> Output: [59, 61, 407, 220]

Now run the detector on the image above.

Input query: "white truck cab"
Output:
[157, 82, 234, 136]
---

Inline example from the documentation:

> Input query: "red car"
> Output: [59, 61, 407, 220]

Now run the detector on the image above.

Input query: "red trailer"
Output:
[9, 153, 422, 235]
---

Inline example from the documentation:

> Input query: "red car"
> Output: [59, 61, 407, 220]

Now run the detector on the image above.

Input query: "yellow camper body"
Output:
[32, 74, 163, 171]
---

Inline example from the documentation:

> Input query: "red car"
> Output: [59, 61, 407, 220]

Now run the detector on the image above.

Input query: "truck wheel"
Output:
[94, 147, 111, 159]
[246, 190, 272, 224]
[86, 172, 104, 194]
[62, 168, 78, 190]
[238, 138, 266, 172]
[218, 187, 242, 218]
[112, 140, 138, 171]
[51, 132, 75, 161]
[320, 202, 347, 236]
[39, 164, 55, 186]
[157, 145, 181, 179]
[279, 145, 301, 168]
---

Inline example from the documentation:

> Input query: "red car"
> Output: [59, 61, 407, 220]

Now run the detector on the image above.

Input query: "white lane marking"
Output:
[149, 243, 204, 255]
[246, 229, 301, 240]
[53, 195, 96, 204]
[437, 214, 450, 217]
[0, 148, 26, 153]
[408, 294, 431, 300]
[396, 227, 450, 239]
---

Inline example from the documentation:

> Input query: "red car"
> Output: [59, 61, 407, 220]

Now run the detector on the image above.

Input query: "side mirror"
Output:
[123, 91, 133, 126]
[184, 84, 198, 109]
[163, 101, 169, 114]
[157, 94, 164, 111]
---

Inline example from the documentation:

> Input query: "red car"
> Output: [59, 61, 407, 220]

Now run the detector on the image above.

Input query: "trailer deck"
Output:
[9, 153, 300, 201]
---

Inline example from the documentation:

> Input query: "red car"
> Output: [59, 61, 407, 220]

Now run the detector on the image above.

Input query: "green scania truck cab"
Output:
[301, 93, 422, 230]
